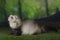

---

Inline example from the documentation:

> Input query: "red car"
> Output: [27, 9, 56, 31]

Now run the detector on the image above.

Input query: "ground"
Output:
[0, 27, 60, 40]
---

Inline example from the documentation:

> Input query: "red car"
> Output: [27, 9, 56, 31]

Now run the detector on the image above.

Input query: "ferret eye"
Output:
[11, 17, 13, 19]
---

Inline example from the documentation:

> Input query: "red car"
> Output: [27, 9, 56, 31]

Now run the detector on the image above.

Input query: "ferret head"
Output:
[8, 15, 16, 22]
[8, 15, 22, 29]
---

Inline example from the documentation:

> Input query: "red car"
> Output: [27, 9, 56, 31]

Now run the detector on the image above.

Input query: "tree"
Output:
[45, 0, 49, 16]
[18, 0, 22, 20]
[0, 0, 8, 27]
[0, 0, 7, 21]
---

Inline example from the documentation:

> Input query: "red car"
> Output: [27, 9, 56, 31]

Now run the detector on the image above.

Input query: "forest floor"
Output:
[0, 27, 60, 40]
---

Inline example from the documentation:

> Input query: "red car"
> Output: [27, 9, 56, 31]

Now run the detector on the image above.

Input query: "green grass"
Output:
[0, 27, 60, 40]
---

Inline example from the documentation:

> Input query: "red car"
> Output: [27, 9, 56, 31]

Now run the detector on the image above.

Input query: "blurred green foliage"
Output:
[0, 0, 60, 22]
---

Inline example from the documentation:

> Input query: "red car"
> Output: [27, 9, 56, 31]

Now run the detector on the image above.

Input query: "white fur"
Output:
[8, 15, 21, 29]
[21, 20, 41, 35]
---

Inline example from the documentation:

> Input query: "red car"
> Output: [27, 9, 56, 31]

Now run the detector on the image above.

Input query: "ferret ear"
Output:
[8, 15, 13, 18]
[10, 15, 13, 17]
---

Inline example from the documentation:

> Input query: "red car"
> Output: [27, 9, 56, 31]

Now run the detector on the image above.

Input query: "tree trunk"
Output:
[45, 0, 49, 16]
[18, 0, 22, 20]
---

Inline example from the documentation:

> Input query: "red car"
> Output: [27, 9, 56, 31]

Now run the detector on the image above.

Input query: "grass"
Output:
[0, 27, 60, 40]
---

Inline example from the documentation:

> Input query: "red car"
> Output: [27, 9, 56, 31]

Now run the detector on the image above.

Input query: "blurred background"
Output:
[0, 0, 60, 26]
[0, 0, 60, 40]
